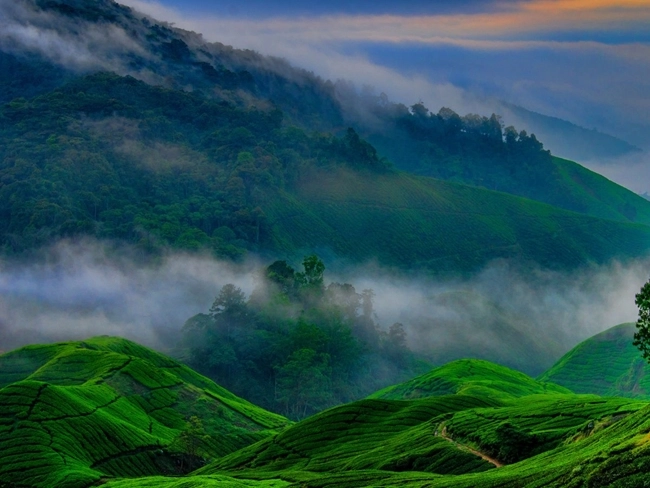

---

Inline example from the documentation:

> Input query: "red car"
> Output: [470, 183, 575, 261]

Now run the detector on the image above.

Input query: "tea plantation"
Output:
[3, 335, 650, 487]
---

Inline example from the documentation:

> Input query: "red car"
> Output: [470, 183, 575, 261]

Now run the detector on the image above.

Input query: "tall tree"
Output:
[633, 279, 650, 361]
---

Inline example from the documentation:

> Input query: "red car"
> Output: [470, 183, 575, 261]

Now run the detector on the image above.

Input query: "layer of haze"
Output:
[1, 239, 647, 375]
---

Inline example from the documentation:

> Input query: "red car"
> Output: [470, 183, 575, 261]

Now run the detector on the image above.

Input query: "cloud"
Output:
[0, 239, 260, 352]
[121, 0, 650, 43]
[0, 0, 151, 74]
[333, 257, 649, 374]
[1, 239, 647, 375]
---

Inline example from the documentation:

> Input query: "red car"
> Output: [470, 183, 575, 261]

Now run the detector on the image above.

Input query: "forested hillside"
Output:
[2, 70, 650, 272]
[2, 0, 650, 274]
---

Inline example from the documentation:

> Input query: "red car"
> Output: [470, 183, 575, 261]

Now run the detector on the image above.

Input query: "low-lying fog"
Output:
[0, 239, 647, 375]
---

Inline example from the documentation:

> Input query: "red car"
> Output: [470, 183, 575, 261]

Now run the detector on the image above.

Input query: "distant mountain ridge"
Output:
[497, 102, 641, 162]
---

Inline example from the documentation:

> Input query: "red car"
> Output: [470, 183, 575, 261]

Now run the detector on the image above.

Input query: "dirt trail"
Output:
[435, 425, 503, 468]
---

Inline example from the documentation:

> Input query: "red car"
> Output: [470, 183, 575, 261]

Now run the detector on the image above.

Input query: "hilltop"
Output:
[369, 359, 570, 401]
[539, 322, 650, 398]
[0, 336, 289, 487]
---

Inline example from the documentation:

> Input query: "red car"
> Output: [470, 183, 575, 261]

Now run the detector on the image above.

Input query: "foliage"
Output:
[633, 280, 650, 362]
[183, 255, 425, 419]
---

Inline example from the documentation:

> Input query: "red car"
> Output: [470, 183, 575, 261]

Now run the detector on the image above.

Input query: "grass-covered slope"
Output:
[441, 394, 646, 465]
[265, 168, 650, 272]
[370, 359, 571, 400]
[191, 375, 649, 488]
[552, 156, 650, 225]
[201, 395, 501, 477]
[0, 336, 290, 488]
[368, 359, 570, 401]
[539, 323, 650, 398]
[263, 399, 650, 487]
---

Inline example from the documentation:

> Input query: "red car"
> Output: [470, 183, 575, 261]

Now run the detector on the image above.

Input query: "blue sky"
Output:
[118, 0, 650, 189]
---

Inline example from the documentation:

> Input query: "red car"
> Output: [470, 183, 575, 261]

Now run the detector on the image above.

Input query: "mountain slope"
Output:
[3, 72, 650, 272]
[498, 102, 641, 162]
[368, 359, 570, 401]
[539, 323, 650, 398]
[0, 336, 290, 487]
[266, 167, 650, 272]
[4, 0, 650, 240]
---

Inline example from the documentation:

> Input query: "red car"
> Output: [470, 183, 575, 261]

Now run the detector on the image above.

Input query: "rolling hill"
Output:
[368, 359, 570, 401]
[4, 336, 650, 487]
[539, 322, 650, 398]
[0, 336, 290, 487]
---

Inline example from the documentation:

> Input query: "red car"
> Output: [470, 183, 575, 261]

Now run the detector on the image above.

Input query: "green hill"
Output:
[5, 337, 650, 488]
[0, 336, 290, 487]
[267, 167, 650, 272]
[539, 323, 650, 398]
[368, 359, 571, 401]
[191, 372, 648, 488]
[203, 395, 502, 477]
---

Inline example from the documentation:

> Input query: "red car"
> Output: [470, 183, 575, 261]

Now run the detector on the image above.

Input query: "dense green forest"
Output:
[182, 255, 424, 420]
[3, 70, 650, 272]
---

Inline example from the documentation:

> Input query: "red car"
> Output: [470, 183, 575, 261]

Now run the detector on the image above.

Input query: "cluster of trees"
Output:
[366, 102, 557, 201]
[182, 255, 421, 419]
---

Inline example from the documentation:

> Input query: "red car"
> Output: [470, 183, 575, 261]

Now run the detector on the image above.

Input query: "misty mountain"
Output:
[497, 102, 642, 162]
[3, 0, 650, 273]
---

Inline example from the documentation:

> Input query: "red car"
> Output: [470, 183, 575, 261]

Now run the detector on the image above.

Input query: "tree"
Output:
[209, 284, 247, 320]
[275, 348, 332, 419]
[170, 415, 207, 472]
[633, 279, 650, 361]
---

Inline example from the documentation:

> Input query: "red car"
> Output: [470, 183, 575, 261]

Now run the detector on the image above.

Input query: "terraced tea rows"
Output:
[205, 395, 501, 477]
[4, 334, 650, 488]
[540, 323, 650, 397]
[0, 337, 290, 487]
[369, 358, 570, 401]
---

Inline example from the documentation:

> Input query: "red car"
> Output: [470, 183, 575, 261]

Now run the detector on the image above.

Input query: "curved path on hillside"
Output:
[435, 425, 503, 468]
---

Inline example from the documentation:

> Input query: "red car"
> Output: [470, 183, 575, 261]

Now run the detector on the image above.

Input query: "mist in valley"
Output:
[1, 238, 647, 376]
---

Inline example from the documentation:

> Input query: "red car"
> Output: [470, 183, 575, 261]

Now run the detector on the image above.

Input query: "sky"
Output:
[116, 0, 650, 153]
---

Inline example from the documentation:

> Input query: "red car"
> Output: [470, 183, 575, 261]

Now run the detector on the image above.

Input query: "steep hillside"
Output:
[3, 73, 650, 271]
[3, 0, 650, 248]
[0, 336, 290, 487]
[539, 323, 650, 398]
[368, 359, 570, 401]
